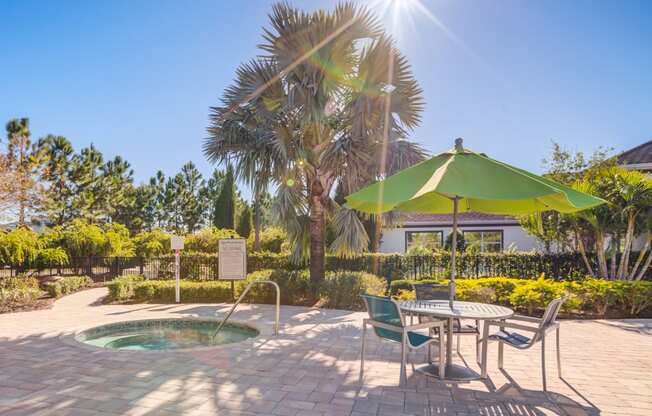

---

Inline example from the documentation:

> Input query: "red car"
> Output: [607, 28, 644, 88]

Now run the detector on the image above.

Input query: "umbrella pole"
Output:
[450, 197, 459, 310]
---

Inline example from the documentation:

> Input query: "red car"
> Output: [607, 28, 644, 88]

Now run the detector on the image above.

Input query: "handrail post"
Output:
[212, 280, 280, 339]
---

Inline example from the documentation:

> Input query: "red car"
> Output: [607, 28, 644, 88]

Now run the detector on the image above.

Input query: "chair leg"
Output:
[475, 320, 481, 364]
[427, 327, 433, 364]
[556, 326, 562, 379]
[438, 330, 445, 379]
[480, 322, 490, 379]
[498, 342, 504, 369]
[541, 335, 547, 391]
[400, 337, 408, 386]
[456, 334, 461, 354]
[359, 320, 366, 384]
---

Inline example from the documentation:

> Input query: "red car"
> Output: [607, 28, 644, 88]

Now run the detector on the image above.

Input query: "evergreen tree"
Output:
[69, 144, 105, 222]
[236, 202, 252, 238]
[5, 118, 41, 225]
[205, 169, 225, 225]
[101, 155, 134, 222]
[179, 162, 206, 233]
[212, 165, 235, 229]
[36, 135, 75, 225]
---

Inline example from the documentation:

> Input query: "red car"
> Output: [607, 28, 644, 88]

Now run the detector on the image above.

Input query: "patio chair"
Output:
[360, 294, 446, 385]
[480, 297, 564, 391]
[412, 283, 481, 362]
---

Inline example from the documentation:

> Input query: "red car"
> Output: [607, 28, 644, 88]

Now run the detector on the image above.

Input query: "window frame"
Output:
[462, 229, 504, 253]
[404, 230, 444, 252]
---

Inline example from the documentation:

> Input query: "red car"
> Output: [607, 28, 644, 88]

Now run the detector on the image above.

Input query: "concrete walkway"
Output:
[1, 288, 651, 416]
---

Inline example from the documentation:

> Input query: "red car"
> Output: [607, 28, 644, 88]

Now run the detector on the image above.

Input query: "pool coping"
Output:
[59, 316, 269, 353]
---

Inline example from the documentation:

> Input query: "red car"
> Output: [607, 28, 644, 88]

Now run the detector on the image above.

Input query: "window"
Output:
[405, 231, 444, 252]
[463, 230, 503, 252]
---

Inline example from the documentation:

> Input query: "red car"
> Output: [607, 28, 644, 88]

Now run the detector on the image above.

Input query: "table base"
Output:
[415, 363, 480, 381]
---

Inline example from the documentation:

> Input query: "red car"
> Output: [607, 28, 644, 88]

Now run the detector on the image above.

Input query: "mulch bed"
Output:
[0, 283, 104, 314]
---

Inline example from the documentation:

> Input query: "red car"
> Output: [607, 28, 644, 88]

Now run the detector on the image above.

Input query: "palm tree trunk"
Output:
[309, 178, 326, 283]
[596, 232, 608, 279]
[617, 214, 636, 280]
[635, 249, 652, 281]
[253, 196, 261, 252]
[609, 234, 619, 279]
[629, 235, 650, 280]
[576, 233, 595, 278]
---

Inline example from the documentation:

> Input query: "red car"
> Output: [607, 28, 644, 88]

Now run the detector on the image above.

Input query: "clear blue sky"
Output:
[2, 0, 651, 197]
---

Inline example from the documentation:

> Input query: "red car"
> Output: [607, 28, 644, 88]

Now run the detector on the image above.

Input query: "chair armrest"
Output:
[365, 319, 403, 332]
[484, 320, 539, 333]
[405, 320, 446, 332]
[509, 314, 542, 323]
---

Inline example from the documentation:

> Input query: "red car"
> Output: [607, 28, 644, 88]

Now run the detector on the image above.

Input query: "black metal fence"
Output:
[3, 252, 646, 282]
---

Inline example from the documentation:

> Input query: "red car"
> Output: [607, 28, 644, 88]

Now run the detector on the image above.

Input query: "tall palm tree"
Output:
[205, 2, 425, 282]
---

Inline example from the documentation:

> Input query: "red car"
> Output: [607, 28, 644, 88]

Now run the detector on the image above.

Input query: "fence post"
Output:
[87, 256, 93, 280]
[139, 257, 144, 275]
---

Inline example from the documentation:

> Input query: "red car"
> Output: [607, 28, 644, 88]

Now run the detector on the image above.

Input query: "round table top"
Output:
[400, 300, 514, 320]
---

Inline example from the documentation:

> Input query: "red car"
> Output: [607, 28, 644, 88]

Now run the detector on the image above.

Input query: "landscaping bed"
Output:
[391, 276, 652, 318]
[107, 269, 387, 311]
[0, 275, 96, 314]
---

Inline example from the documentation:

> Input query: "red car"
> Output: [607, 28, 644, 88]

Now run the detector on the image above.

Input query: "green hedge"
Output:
[0, 277, 42, 312]
[392, 277, 652, 318]
[107, 269, 386, 311]
[44, 276, 94, 298]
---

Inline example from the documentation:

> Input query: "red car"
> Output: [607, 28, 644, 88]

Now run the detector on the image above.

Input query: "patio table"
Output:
[400, 300, 513, 381]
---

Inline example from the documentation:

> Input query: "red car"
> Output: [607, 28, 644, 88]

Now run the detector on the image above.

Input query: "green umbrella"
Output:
[347, 138, 605, 380]
[346, 138, 605, 306]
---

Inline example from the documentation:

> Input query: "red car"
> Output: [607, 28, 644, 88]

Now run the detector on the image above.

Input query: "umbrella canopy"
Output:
[345, 139, 606, 215]
[346, 138, 605, 380]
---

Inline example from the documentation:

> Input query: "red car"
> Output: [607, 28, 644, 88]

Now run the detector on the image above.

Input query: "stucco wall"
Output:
[379, 224, 539, 253]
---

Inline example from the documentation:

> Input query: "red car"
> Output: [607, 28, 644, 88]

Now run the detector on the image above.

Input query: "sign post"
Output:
[218, 238, 247, 301]
[170, 236, 184, 303]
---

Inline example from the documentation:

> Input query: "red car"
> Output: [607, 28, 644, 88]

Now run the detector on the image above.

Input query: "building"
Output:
[379, 140, 652, 254]
[618, 139, 652, 174]
[379, 212, 538, 254]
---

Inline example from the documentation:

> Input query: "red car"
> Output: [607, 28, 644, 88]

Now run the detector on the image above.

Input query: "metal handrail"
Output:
[212, 280, 280, 339]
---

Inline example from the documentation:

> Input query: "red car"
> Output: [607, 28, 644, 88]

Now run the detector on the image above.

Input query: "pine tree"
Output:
[236, 202, 252, 238]
[179, 162, 206, 233]
[212, 165, 235, 229]
[5, 118, 41, 225]
[36, 135, 75, 225]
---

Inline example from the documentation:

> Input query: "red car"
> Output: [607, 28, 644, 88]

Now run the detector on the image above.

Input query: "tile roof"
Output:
[398, 212, 519, 225]
[618, 140, 652, 165]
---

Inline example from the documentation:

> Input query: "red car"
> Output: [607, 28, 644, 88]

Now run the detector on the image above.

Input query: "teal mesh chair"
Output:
[480, 298, 565, 391]
[360, 294, 446, 385]
[412, 283, 481, 362]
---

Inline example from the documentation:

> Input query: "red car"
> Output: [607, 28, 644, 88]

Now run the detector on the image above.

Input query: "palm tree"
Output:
[204, 2, 425, 282]
[574, 167, 652, 279]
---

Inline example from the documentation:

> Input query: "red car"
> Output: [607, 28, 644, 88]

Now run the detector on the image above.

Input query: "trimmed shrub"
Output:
[134, 280, 233, 303]
[44, 276, 93, 298]
[107, 269, 386, 311]
[0, 277, 42, 312]
[108, 275, 146, 301]
[318, 271, 387, 310]
[389, 276, 652, 317]
[237, 269, 315, 306]
[389, 278, 442, 295]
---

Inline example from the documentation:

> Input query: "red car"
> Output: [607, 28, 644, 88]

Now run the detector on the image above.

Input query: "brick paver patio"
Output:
[1, 288, 651, 416]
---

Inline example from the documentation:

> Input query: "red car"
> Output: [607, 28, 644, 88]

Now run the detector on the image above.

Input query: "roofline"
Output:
[621, 162, 652, 171]
[617, 139, 652, 162]
[392, 221, 521, 228]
